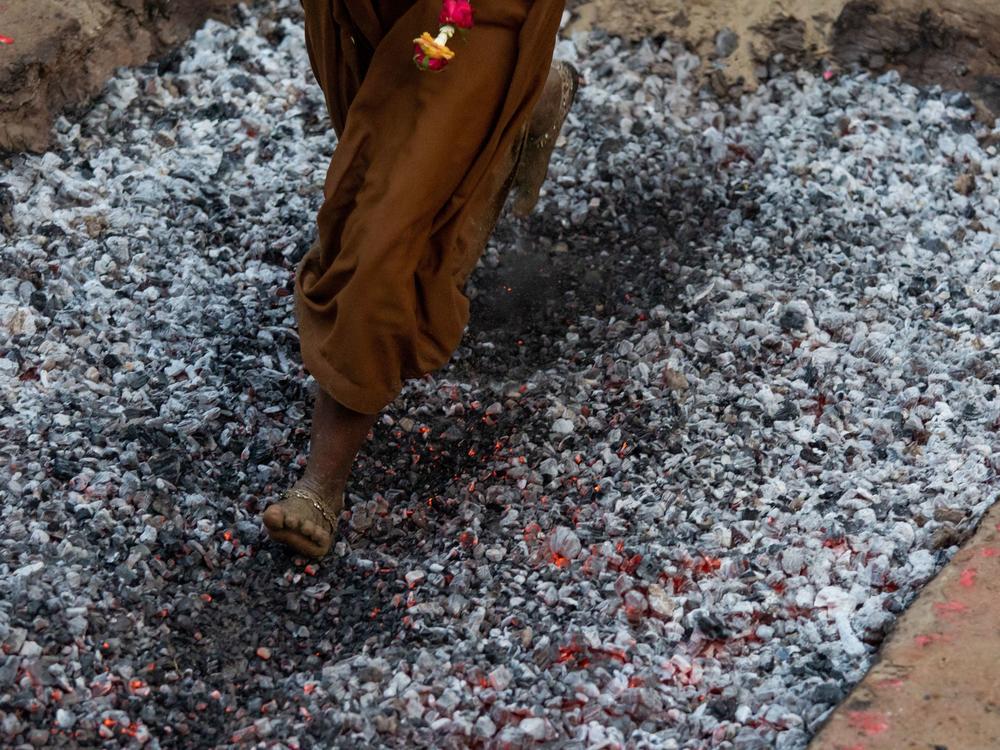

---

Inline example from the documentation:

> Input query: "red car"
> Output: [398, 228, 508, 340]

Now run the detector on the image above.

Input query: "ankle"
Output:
[296, 472, 346, 499]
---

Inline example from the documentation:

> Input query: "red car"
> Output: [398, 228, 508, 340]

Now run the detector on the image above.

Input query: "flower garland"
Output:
[413, 0, 474, 72]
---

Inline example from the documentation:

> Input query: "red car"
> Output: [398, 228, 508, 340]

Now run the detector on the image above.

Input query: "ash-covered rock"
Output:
[2, 2, 999, 749]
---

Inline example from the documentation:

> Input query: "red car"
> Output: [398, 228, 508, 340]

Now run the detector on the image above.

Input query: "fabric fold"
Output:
[295, 0, 564, 414]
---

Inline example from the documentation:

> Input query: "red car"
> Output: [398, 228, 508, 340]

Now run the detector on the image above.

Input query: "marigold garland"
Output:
[413, 0, 474, 72]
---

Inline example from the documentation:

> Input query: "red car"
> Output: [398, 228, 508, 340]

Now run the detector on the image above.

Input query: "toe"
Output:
[314, 528, 333, 549]
[262, 504, 286, 531]
[314, 525, 331, 548]
[305, 521, 332, 549]
[300, 519, 318, 541]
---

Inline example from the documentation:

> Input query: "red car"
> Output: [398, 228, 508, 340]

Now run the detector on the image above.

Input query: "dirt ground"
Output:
[0, 0, 237, 153]
[2, 0, 998, 152]
[809, 503, 1000, 750]
[568, 0, 1000, 118]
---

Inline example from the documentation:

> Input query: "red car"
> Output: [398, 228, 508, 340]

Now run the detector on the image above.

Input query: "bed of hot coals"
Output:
[2, 1, 998, 748]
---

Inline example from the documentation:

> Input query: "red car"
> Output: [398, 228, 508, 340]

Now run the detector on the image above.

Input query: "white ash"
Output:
[2, 1, 999, 748]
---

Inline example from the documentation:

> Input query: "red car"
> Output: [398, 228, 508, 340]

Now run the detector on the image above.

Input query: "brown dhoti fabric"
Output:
[295, 0, 564, 414]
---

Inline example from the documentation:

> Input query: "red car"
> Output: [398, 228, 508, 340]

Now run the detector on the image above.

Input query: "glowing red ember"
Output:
[694, 556, 721, 575]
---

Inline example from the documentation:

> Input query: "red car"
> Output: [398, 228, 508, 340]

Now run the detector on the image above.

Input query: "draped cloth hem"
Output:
[294, 0, 565, 413]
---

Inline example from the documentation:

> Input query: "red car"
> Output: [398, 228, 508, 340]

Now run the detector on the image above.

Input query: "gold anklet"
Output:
[285, 486, 339, 532]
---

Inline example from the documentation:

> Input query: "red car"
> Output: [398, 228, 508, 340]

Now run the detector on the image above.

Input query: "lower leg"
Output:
[300, 386, 378, 494]
[511, 61, 580, 218]
[528, 63, 568, 139]
[262, 387, 378, 557]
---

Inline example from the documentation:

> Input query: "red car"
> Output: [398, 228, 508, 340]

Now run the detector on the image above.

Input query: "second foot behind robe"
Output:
[294, 0, 565, 414]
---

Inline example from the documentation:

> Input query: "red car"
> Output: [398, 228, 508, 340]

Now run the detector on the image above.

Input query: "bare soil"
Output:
[2, 0, 998, 153]
[0, 0, 238, 153]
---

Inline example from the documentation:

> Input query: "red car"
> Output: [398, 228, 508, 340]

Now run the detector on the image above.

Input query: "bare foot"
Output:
[261, 387, 378, 558]
[511, 61, 581, 218]
[262, 479, 342, 558]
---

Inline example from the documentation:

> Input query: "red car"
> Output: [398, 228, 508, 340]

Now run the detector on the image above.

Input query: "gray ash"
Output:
[2, 2, 999, 749]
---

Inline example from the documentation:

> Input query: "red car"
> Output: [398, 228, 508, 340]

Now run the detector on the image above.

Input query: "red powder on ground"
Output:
[875, 677, 905, 689]
[847, 710, 889, 735]
[933, 600, 969, 617]
[959, 568, 977, 587]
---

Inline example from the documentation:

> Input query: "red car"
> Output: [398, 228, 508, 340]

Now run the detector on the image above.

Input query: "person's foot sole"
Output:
[511, 61, 581, 218]
[262, 483, 341, 558]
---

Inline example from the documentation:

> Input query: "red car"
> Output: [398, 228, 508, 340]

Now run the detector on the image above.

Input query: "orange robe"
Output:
[295, 0, 564, 413]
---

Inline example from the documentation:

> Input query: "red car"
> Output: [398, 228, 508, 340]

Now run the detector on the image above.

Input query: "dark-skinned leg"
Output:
[511, 61, 580, 218]
[262, 387, 377, 558]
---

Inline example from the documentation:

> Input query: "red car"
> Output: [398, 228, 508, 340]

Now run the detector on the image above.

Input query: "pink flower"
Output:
[439, 0, 474, 29]
[413, 45, 450, 71]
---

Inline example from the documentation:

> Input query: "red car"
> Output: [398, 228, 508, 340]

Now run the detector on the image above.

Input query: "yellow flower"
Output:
[413, 32, 454, 61]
